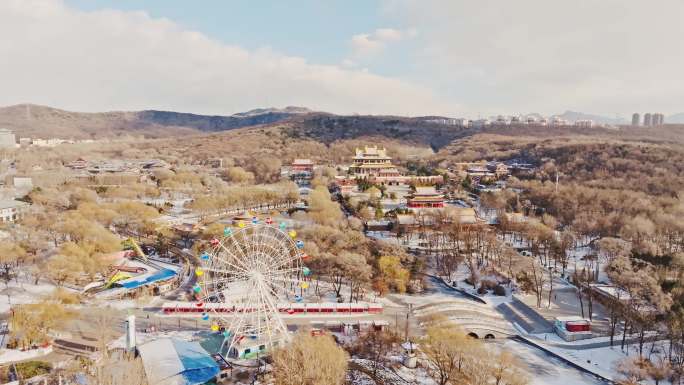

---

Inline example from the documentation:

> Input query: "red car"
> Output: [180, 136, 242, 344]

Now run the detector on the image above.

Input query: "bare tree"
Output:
[271, 332, 348, 385]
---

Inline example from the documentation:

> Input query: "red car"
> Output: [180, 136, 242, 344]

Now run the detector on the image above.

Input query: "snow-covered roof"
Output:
[396, 214, 416, 225]
[138, 338, 219, 385]
[116, 269, 177, 290]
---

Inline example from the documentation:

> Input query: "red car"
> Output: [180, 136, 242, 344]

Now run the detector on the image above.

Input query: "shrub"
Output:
[16, 361, 51, 379]
[49, 288, 82, 304]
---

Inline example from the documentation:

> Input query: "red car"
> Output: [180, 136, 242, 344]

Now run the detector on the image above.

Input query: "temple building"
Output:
[292, 159, 314, 174]
[290, 159, 314, 186]
[334, 145, 443, 196]
[407, 187, 445, 209]
[343, 145, 442, 186]
[349, 146, 401, 179]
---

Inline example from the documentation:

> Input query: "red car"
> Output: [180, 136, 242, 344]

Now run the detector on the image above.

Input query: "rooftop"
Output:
[354, 145, 391, 159]
[0, 200, 29, 210]
[138, 338, 219, 385]
[413, 186, 441, 195]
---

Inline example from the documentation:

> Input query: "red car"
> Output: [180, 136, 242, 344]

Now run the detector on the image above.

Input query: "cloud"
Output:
[350, 27, 416, 57]
[382, 0, 684, 116]
[0, 0, 455, 117]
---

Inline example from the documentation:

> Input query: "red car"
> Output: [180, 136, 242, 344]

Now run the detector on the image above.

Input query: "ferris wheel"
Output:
[193, 219, 310, 359]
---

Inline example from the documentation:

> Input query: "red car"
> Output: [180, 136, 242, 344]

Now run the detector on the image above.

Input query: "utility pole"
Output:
[404, 303, 413, 341]
[555, 172, 560, 193]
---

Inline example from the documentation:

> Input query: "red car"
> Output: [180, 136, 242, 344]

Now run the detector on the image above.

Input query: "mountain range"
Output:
[0, 103, 681, 140]
[555, 111, 626, 125]
[0, 104, 314, 139]
[666, 113, 684, 124]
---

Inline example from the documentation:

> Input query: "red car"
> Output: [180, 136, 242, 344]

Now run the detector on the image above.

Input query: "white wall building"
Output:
[550, 117, 568, 126]
[472, 119, 491, 128]
[32, 138, 70, 147]
[454, 118, 469, 127]
[0, 200, 29, 223]
[574, 120, 594, 128]
[0, 129, 16, 149]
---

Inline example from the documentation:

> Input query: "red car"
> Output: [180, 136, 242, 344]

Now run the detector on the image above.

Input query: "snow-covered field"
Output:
[0, 345, 53, 365]
[0, 277, 60, 313]
[502, 340, 607, 385]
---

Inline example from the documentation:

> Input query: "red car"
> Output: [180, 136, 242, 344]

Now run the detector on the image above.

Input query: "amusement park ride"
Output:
[193, 218, 313, 359]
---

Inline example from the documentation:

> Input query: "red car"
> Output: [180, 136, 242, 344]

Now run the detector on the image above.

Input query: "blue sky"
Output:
[2, 1, 683, 117]
[65, 1, 395, 70]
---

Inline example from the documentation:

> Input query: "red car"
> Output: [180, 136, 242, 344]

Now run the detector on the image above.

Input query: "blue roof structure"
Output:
[138, 338, 220, 385]
[117, 268, 177, 289]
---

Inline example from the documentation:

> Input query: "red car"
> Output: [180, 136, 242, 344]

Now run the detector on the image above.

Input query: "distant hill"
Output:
[555, 110, 626, 125]
[3, 103, 679, 149]
[284, 114, 475, 150]
[667, 113, 684, 124]
[232, 106, 312, 118]
[0, 104, 313, 139]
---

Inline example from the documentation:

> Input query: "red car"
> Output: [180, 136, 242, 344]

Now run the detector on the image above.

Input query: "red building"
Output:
[290, 159, 314, 186]
[291, 159, 314, 173]
[407, 186, 445, 208]
[554, 316, 592, 341]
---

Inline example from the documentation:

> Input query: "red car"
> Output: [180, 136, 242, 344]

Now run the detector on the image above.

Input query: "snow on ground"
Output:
[0, 276, 60, 313]
[528, 331, 656, 348]
[528, 336, 669, 382]
[390, 357, 437, 385]
[501, 340, 606, 385]
[108, 329, 204, 350]
[351, 358, 411, 384]
[346, 369, 376, 385]
[0, 345, 53, 365]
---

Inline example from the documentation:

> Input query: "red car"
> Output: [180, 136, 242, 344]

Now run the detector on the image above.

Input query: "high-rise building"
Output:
[631, 113, 640, 126]
[574, 120, 594, 128]
[653, 113, 665, 125]
[643, 113, 652, 126]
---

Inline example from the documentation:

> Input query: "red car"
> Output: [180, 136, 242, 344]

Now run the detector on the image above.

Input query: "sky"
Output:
[1, 0, 683, 118]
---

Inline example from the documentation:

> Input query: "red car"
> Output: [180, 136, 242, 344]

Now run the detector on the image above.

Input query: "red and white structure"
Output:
[554, 316, 592, 341]
[196, 223, 305, 357]
[407, 186, 445, 209]
[161, 301, 383, 316]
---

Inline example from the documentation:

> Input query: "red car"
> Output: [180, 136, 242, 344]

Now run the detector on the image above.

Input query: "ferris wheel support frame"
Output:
[196, 222, 306, 359]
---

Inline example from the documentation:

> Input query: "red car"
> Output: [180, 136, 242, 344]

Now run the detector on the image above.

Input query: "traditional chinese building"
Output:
[290, 159, 314, 186]
[342, 146, 442, 187]
[292, 159, 314, 174]
[349, 146, 401, 179]
[407, 187, 444, 209]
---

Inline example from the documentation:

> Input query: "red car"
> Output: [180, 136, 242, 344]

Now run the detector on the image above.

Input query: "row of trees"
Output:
[187, 182, 299, 220]
[269, 320, 529, 385]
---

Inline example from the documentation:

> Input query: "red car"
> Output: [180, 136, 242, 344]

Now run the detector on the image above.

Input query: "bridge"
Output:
[413, 298, 516, 339]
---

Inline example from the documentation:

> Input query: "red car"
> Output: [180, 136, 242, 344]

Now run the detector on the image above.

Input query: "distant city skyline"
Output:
[1, 0, 683, 118]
